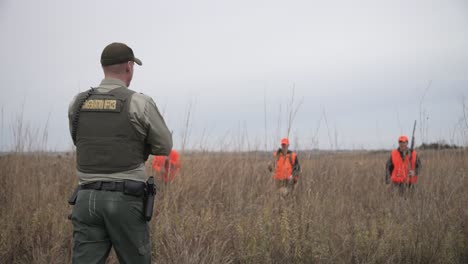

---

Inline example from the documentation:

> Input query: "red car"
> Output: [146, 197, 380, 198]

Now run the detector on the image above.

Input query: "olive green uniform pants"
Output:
[71, 190, 151, 264]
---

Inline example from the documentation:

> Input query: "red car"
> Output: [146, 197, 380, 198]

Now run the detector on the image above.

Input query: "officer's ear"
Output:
[126, 61, 134, 73]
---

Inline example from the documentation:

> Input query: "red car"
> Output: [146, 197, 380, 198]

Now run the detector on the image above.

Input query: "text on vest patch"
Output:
[82, 99, 117, 110]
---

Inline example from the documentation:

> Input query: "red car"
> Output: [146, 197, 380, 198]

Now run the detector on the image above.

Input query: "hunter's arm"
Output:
[385, 156, 393, 184]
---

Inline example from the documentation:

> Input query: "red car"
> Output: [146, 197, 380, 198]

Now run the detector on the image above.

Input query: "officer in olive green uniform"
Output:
[68, 42, 172, 264]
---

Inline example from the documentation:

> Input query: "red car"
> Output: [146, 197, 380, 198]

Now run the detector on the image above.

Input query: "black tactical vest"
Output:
[72, 87, 149, 173]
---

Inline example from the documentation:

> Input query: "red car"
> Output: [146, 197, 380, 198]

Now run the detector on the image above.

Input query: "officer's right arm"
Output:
[129, 94, 172, 156]
[144, 99, 172, 156]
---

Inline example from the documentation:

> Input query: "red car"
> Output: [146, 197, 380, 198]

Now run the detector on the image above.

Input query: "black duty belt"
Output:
[81, 181, 125, 192]
[79, 180, 146, 198]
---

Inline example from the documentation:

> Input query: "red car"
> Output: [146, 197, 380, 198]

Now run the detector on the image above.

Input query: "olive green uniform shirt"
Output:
[68, 78, 172, 184]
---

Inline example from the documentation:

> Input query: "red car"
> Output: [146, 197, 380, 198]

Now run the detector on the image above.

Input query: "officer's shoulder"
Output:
[130, 92, 154, 103]
[70, 90, 89, 105]
[75, 90, 90, 98]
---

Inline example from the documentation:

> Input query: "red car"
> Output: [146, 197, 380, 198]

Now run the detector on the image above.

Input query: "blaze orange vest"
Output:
[391, 149, 418, 184]
[273, 151, 296, 180]
[152, 151, 181, 183]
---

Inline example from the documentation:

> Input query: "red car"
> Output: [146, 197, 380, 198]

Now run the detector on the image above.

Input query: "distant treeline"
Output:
[419, 142, 461, 150]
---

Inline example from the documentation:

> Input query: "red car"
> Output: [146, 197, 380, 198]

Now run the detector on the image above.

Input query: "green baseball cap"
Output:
[100, 42, 142, 66]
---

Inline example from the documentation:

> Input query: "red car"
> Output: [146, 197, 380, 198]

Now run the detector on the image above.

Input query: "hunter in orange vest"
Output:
[385, 135, 421, 189]
[152, 149, 181, 183]
[268, 138, 301, 193]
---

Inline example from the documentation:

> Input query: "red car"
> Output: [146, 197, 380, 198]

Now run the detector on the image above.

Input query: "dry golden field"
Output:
[0, 149, 467, 263]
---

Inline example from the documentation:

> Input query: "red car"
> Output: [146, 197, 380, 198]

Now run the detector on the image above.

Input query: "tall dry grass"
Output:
[0, 149, 467, 263]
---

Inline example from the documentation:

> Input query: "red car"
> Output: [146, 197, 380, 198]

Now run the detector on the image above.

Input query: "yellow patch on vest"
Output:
[82, 99, 117, 110]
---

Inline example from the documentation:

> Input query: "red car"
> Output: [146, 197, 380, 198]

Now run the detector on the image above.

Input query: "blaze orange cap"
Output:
[398, 135, 408, 143]
[281, 138, 289, 145]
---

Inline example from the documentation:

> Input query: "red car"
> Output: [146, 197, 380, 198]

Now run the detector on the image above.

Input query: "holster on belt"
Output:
[144, 176, 156, 221]
[68, 186, 81, 205]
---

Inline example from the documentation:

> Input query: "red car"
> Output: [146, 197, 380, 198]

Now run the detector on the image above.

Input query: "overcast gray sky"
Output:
[1, 0, 467, 151]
